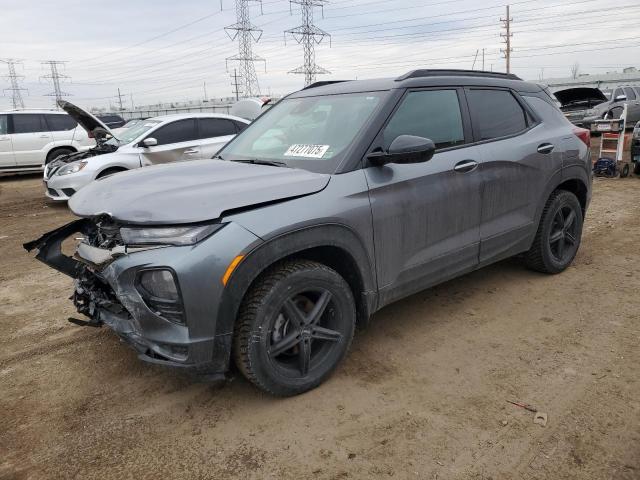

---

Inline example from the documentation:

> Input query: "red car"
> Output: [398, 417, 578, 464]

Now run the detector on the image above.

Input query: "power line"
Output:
[226, 0, 265, 97]
[1, 59, 27, 109]
[41, 60, 71, 106]
[285, 0, 331, 86]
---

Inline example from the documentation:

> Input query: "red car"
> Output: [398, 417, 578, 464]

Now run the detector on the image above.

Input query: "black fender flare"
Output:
[528, 168, 590, 250]
[214, 223, 378, 337]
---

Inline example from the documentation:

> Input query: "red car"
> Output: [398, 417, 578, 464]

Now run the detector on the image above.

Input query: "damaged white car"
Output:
[44, 101, 250, 201]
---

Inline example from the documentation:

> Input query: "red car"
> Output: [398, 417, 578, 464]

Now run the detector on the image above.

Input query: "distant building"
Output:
[540, 67, 640, 96]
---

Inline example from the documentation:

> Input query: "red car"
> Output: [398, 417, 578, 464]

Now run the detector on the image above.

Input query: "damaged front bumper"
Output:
[24, 219, 257, 378]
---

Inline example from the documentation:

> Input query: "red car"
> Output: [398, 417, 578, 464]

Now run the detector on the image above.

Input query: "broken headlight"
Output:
[120, 224, 224, 246]
[56, 160, 88, 176]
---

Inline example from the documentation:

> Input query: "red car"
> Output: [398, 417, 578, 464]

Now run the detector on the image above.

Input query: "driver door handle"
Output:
[537, 143, 555, 154]
[453, 160, 478, 173]
[184, 149, 199, 155]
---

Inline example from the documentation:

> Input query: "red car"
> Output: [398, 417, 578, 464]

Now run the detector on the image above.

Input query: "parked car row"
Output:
[556, 85, 640, 129]
[26, 69, 593, 396]
[0, 109, 94, 173]
[44, 101, 250, 200]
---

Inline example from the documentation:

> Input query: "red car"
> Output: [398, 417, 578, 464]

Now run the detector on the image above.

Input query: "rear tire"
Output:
[46, 148, 74, 164]
[233, 260, 356, 396]
[620, 164, 630, 178]
[525, 190, 583, 274]
[633, 162, 640, 176]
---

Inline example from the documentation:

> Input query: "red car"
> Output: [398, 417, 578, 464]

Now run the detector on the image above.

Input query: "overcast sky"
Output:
[1, 0, 639, 110]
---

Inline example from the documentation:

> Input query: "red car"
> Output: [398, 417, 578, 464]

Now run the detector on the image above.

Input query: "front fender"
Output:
[215, 223, 378, 338]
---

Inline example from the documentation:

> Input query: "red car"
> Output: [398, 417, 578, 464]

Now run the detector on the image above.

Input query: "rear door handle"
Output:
[184, 149, 199, 154]
[453, 160, 478, 173]
[537, 143, 555, 154]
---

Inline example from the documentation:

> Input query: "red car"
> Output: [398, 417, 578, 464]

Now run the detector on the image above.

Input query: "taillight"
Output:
[573, 127, 590, 148]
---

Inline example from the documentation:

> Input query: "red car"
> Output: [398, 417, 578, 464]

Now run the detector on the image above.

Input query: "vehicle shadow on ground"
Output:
[85, 256, 535, 403]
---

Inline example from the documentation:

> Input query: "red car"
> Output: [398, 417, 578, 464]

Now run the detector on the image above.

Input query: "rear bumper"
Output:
[24, 219, 261, 376]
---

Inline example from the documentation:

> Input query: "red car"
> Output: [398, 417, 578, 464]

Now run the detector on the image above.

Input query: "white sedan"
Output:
[44, 105, 249, 201]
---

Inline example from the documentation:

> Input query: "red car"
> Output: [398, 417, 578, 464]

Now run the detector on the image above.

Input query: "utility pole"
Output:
[203, 81, 209, 102]
[1, 59, 27, 109]
[116, 88, 125, 111]
[225, 0, 265, 98]
[130, 93, 135, 110]
[500, 5, 513, 73]
[231, 68, 242, 101]
[482, 48, 485, 71]
[472, 49, 479, 70]
[285, 0, 331, 87]
[41, 60, 71, 106]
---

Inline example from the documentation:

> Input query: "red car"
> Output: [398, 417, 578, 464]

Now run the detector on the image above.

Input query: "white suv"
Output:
[0, 110, 94, 173]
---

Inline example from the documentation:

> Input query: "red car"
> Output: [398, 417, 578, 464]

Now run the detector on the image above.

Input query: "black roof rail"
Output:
[396, 69, 522, 82]
[303, 80, 353, 90]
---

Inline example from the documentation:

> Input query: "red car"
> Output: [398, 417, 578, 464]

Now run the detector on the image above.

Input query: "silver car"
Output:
[27, 70, 592, 396]
[44, 107, 249, 200]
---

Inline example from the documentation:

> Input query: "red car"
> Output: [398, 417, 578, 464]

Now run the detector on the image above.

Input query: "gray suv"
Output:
[25, 70, 592, 396]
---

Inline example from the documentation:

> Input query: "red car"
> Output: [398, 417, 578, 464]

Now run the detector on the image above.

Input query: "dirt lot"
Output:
[1, 174, 639, 480]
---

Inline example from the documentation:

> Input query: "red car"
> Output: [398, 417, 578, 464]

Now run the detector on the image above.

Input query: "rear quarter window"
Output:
[45, 114, 77, 131]
[466, 89, 529, 141]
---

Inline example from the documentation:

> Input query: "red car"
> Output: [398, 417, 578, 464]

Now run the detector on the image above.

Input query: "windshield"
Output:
[219, 92, 386, 173]
[106, 120, 161, 146]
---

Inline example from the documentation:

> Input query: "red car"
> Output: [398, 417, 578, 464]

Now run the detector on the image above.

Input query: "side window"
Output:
[148, 119, 197, 146]
[466, 89, 528, 141]
[45, 114, 77, 131]
[12, 114, 46, 134]
[612, 88, 624, 100]
[0, 115, 7, 135]
[382, 90, 465, 150]
[198, 118, 237, 139]
[623, 87, 636, 101]
[234, 120, 248, 132]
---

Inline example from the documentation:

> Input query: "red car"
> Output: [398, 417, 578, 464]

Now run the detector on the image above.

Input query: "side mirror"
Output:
[615, 94, 627, 102]
[141, 137, 158, 148]
[368, 135, 436, 166]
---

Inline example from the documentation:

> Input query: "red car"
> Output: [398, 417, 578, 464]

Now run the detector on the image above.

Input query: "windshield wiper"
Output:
[229, 159, 289, 168]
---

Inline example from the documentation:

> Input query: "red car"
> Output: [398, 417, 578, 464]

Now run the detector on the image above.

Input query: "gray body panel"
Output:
[68, 159, 330, 225]
[27, 71, 592, 376]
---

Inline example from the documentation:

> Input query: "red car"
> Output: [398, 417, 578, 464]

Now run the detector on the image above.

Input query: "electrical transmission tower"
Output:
[1, 59, 27, 109]
[285, 0, 330, 86]
[225, 0, 265, 98]
[41, 60, 71, 105]
[500, 5, 513, 74]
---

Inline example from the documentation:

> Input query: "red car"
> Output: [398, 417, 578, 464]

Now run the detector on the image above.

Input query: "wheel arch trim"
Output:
[214, 223, 378, 338]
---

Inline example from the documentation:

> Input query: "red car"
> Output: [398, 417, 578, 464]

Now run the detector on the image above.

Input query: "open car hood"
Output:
[57, 100, 117, 140]
[554, 87, 608, 106]
[68, 160, 330, 225]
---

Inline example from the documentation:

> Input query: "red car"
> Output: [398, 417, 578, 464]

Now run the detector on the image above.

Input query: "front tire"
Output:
[233, 260, 356, 396]
[525, 190, 583, 274]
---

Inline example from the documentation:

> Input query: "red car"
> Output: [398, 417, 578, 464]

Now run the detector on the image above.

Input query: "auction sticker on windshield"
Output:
[284, 144, 330, 158]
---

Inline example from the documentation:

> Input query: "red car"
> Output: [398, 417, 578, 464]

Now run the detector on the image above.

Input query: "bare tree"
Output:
[570, 62, 580, 79]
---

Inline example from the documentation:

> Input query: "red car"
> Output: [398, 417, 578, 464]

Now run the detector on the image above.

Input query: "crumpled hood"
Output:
[68, 160, 330, 225]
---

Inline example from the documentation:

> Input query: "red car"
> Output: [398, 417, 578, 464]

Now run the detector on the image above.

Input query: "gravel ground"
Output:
[1, 174, 639, 480]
